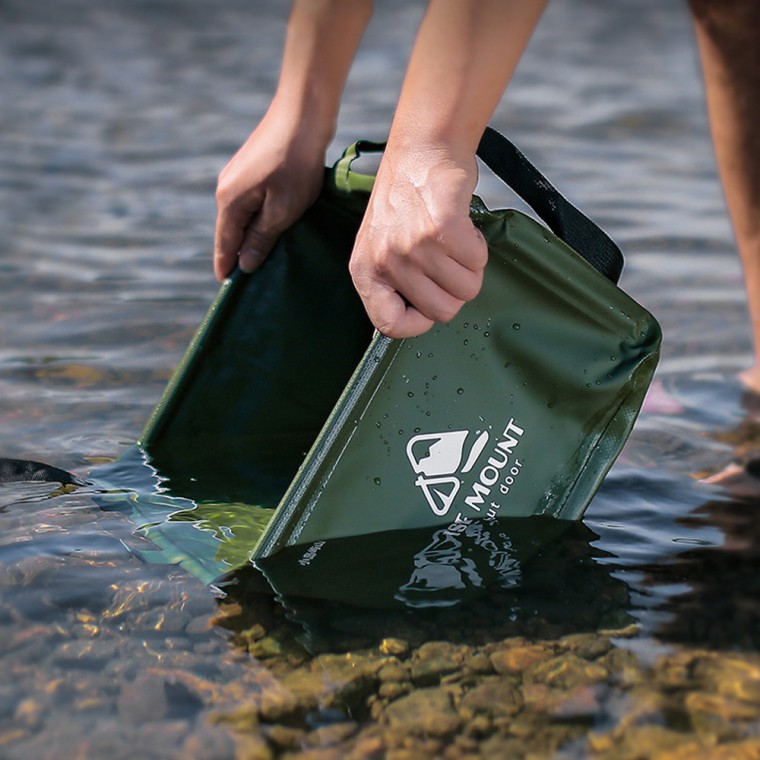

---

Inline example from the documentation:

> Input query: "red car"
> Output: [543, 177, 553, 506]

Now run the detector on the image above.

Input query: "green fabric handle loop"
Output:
[332, 139, 385, 194]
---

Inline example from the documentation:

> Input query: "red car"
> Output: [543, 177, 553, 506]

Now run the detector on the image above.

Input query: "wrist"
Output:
[265, 90, 337, 152]
[383, 127, 480, 187]
[385, 119, 482, 169]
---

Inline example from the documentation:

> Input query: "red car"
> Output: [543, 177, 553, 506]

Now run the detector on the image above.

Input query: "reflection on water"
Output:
[2, 0, 760, 757]
[231, 520, 633, 651]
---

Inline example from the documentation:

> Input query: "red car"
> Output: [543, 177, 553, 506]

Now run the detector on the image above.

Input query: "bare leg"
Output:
[689, 0, 760, 393]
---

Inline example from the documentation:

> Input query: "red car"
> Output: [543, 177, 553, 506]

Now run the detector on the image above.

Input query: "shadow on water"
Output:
[219, 494, 760, 660]
[587, 393, 760, 654]
[639, 493, 760, 650]
[217, 519, 634, 656]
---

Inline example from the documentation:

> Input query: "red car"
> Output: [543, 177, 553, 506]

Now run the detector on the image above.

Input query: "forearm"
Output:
[349, 0, 546, 337]
[273, 0, 373, 146]
[387, 0, 547, 158]
[213, 1, 371, 279]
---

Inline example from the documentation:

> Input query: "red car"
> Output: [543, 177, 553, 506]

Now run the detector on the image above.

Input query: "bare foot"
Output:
[739, 365, 760, 396]
[702, 457, 760, 497]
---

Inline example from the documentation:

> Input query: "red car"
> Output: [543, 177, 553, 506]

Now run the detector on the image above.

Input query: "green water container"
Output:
[119, 128, 660, 586]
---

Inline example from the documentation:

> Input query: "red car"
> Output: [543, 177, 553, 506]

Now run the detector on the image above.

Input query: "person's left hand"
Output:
[213, 105, 330, 281]
[348, 143, 488, 338]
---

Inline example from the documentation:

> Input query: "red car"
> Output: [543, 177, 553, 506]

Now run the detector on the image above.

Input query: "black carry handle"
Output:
[477, 127, 624, 283]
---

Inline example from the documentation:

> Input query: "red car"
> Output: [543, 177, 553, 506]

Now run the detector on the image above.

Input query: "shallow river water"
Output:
[3, 1, 760, 758]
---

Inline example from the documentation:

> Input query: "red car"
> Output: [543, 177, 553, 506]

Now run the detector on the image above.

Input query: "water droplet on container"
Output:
[610, 355, 617, 361]
[407, 391, 414, 398]
[463, 338, 469, 345]
[373, 477, 382, 486]
[483, 331, 490, 338]
[512, 323, 521, 330]
[456, 387, 464, 395]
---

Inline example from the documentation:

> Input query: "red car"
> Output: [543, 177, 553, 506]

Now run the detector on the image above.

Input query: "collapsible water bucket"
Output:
[95, 128, 661, 602]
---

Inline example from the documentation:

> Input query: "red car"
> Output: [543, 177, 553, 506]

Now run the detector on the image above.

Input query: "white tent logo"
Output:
[406, 430, 489, 516]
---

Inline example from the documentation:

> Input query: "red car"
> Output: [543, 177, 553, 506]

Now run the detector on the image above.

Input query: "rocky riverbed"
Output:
[196, 592, 760, 760]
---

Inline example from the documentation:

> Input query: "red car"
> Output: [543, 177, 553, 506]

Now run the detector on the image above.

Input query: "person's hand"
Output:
[213, 107, 330, 281]
[349, 143, 488, 338]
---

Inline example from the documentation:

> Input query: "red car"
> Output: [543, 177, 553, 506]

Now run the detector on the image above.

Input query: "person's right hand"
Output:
[213, 106, 330, 281]
[348, 141, 488, 338]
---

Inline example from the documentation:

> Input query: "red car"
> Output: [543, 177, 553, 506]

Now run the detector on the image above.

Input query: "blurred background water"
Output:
[2, 0, 760, 758]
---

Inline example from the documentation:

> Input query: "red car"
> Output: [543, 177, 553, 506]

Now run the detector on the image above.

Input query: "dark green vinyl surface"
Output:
[140, 168, 374, 507]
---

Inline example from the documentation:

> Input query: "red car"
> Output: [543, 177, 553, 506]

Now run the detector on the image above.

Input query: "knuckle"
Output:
[215, 181, 231, 208]
[355, 246, 397, 283]
[260, 197, 291, 231]
[349, 258, 370, 287]
[459, 245, 487, 272]
[432, 299, 464, 324]
[372, 253, 394, 279]
[215, 166, 237, 207]
[458, 272, 483, 302]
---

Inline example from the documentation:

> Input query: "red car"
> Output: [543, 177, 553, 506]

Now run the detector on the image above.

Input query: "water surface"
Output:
[2, 1, 759, 758]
